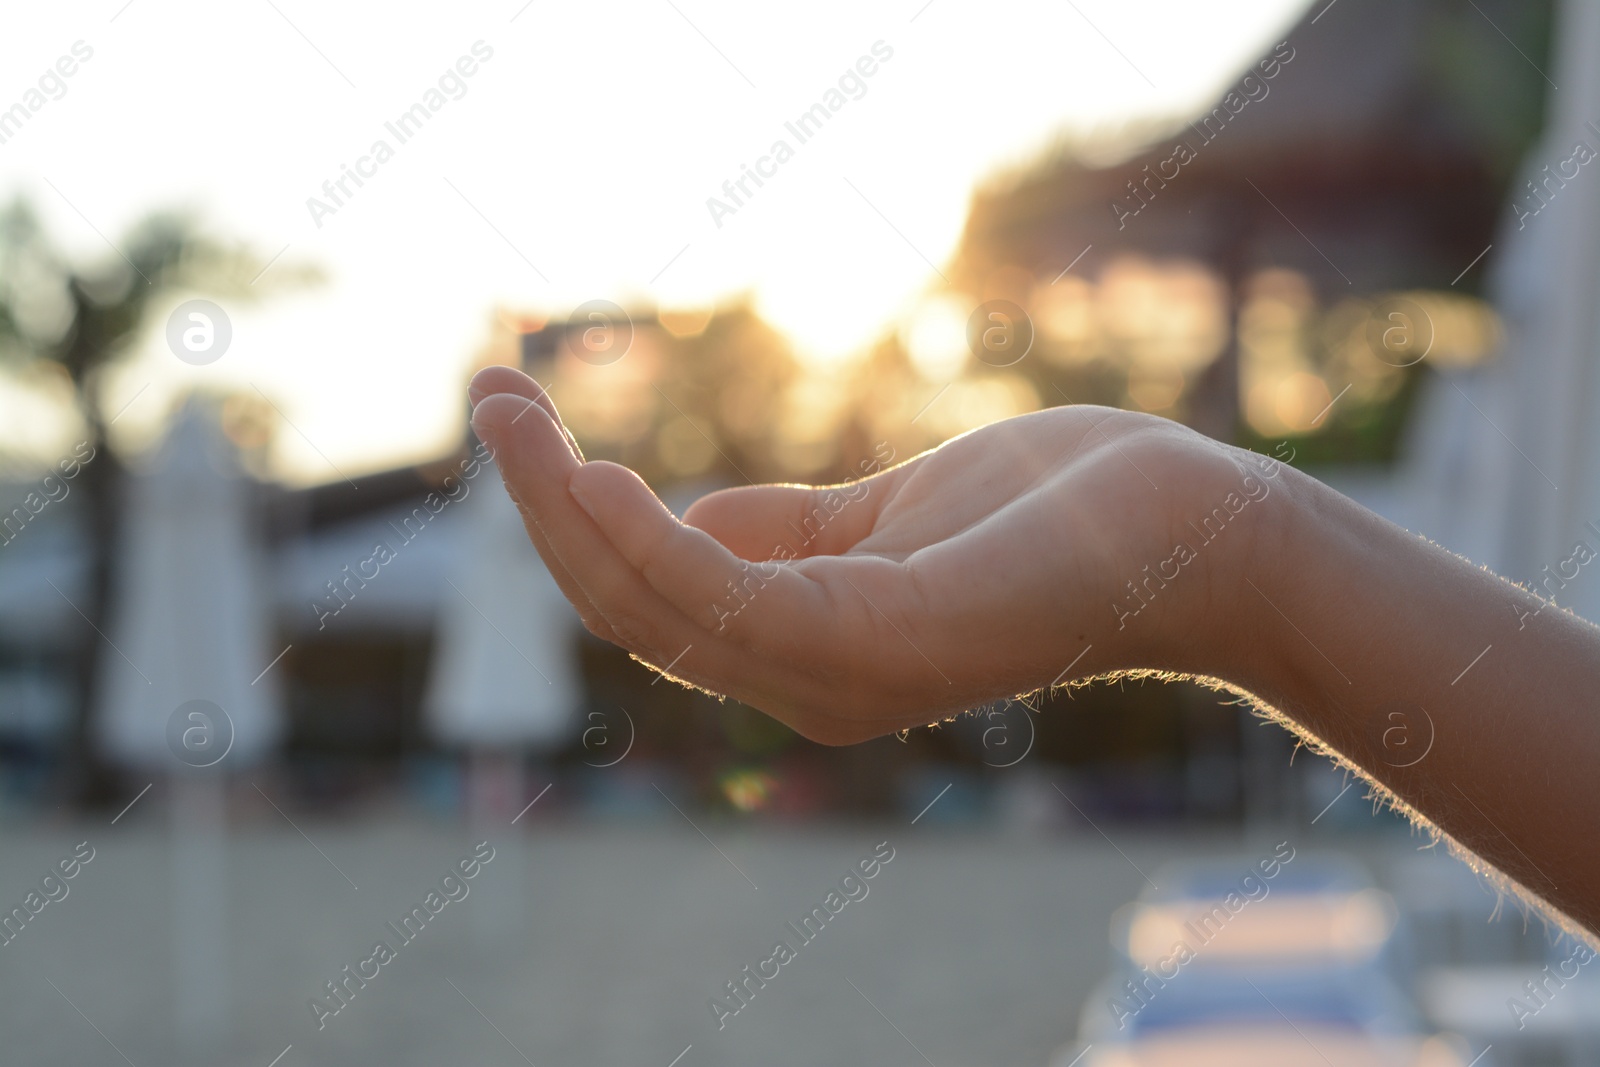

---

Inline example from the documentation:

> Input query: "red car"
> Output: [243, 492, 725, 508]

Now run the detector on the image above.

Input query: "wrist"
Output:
[1221, 459, 1329, 696]
[1125, 442, 1312, 696]
[1211, 458, 1453, 768]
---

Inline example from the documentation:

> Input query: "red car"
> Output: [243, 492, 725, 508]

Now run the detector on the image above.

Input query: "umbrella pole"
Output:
[169, 772, 230, 1057]
[467, 747, 525, 948]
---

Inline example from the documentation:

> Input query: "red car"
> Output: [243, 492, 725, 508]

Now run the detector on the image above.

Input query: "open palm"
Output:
[470, 366, 1278, 743]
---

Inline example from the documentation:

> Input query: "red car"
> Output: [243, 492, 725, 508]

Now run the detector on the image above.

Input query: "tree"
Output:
[0, 199, 317, 801]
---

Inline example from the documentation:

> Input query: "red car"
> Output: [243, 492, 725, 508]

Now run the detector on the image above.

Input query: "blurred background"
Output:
[2, 0, 1598, 1063]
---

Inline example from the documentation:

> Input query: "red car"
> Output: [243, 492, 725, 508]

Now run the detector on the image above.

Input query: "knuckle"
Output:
[604, 609, 658, 655]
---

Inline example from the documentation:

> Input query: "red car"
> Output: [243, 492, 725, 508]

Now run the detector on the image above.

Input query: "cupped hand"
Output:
[468, 365, 1284, 743]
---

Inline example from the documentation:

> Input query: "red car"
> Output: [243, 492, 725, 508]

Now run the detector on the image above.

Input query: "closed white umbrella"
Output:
[91, 395, 284, 1054]
[423, 451, 581, 748]
[424, 447, 583, 946]
[93, 397, 283, 766]
[1400, 0, 1600, 619]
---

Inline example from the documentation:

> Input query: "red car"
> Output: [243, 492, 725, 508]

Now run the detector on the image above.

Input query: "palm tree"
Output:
[0, 199, 316, 802]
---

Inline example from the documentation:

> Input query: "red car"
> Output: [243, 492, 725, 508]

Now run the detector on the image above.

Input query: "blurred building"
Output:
[0, 0, 1561, 825]
[944, 0, 1545, 445]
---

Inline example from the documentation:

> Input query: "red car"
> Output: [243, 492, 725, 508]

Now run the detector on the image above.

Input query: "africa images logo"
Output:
[705, 41, 895, 228]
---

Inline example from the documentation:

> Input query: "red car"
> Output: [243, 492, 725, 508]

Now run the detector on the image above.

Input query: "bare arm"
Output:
[1232, 461, 1600, 936]
[468, 365, 1600, 939]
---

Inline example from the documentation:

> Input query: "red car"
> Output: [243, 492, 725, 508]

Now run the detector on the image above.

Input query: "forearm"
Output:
[1229, 464, 1600, 935]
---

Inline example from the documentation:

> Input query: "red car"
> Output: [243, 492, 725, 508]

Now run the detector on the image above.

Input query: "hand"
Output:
[471, 364, 1600, 938]
[468, 365, 1288, 743]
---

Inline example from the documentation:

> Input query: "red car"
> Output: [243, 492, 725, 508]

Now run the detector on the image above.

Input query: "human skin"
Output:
[467, 364, 1600, 939]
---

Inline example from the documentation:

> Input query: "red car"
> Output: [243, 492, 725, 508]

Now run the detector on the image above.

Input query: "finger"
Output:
[565, 460, 914, 734]
[569, 464, 953, 728]
[469, 364, 584, 462]
[683, 479, 889, 561]
[468, 385, 609, 639]
[471, 392, 740, 682]
[569, 461, 834, 647]
[465, 367, 594, 607]
[473, 390, 919, 736]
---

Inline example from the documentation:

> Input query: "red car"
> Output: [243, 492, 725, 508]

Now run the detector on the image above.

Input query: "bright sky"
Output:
[1, 0, 1309, 483]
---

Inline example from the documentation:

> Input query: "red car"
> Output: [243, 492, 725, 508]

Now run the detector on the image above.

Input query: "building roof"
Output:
[958, 0, 1550, 294]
